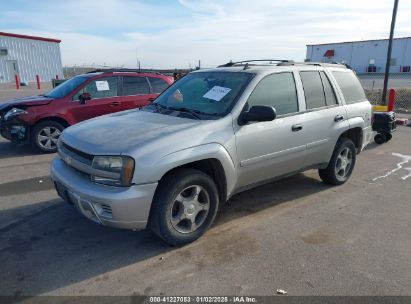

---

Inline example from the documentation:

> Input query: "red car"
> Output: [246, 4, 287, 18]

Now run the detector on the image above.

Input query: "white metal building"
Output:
[306, 37, 411, 74]
[0, 32, 63, 84]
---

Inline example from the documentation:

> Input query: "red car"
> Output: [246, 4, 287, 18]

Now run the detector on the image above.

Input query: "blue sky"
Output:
[1, 0, 410, 68]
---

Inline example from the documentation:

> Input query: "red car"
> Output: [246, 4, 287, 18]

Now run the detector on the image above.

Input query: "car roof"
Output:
[77, 69, 169, 79]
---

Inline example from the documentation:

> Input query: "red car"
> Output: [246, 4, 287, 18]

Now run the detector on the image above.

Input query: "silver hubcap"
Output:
[37, 126, 61, 150]
[335, 147, 352, 180]
[170, 185, 210, 234]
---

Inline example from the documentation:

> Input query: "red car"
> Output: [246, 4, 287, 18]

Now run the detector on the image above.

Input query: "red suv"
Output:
[0, 70, 173, 152]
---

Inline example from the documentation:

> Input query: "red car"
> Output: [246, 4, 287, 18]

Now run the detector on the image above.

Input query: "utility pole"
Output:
[382, 0, 399, 105]
[136, 48, 140, 69]
[136, 48, 141, 70]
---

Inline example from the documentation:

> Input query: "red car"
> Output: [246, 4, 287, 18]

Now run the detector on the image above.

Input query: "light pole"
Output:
[382, 0, 399, 105]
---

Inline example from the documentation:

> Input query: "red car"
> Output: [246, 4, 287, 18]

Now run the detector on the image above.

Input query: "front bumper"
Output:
[50, 157, 158, 230]
[0, 120, 29, 143]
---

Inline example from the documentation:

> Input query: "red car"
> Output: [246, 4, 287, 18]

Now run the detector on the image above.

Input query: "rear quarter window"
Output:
[123, 76, 150, 95]
[332, 70, 366, 104]
[149, 77, 169, 94]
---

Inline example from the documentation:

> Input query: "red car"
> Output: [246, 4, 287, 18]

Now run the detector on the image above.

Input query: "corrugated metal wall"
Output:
[0, 35, 63, 83]
[306, 37, 411, 74]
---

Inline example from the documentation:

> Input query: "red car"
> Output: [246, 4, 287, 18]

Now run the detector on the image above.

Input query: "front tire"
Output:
[31, 121, 64, 153]
[149, 169, 219, 246]
[319, 138, 356, 185]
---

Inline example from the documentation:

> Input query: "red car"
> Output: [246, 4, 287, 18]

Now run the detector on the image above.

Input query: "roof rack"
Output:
[217, 60, 349, 70]
[218, 59, 294, 67]
[277, 61, 349, 68]
[86, 68, 161, 74]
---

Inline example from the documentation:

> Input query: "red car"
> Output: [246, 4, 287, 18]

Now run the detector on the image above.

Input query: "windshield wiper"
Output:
[148, 103, 168, 113]
[150, 104, 220, 119]
[167, 106, 203, 119]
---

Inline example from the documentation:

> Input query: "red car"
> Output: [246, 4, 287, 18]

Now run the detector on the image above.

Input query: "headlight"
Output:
[4, 108, 28, 121]
[91, 155, 135, 187]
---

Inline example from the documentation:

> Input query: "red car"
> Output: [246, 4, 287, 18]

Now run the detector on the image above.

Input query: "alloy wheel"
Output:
[335, 147, 352, 181]
[37, 126, 61, 150]
[170, 185, 210, 234]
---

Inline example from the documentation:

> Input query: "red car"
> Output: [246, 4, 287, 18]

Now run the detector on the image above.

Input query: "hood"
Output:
[61, 109, 204, 155]
[0, 95, 53, 111]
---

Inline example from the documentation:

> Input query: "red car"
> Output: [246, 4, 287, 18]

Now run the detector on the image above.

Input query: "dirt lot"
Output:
[358, 74, 411, 90]
[0, 118, 411, 295]
[0, 83, 52, 102]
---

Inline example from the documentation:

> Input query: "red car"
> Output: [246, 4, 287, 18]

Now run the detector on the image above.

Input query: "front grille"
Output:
[62, 142, 93, 162]
[58, 141, 121, 185]
[59, 141, 94, 178]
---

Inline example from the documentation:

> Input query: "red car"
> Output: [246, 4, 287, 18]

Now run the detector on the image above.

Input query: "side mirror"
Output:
[78, 92, 91, 104]
[239, 105, 277, 125]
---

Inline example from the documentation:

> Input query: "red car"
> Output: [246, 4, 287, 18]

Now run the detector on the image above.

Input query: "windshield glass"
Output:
[45, 76, 88, 99]
[144, 71, 253, 119]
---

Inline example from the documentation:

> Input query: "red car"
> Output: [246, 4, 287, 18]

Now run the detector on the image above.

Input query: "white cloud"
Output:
[2, 0, 411, 69]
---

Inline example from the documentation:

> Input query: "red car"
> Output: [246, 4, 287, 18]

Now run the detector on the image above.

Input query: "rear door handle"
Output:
[148, 97, 156, 102]
[110, 101, 120, 107]
[334, 115, 344, 122]
[292, 124, 303, 132]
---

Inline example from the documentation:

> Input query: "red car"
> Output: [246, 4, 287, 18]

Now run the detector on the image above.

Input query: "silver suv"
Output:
[51, 60, 372, 245]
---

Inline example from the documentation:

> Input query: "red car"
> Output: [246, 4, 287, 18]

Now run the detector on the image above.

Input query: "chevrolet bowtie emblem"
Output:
[64, 155, 72, 165]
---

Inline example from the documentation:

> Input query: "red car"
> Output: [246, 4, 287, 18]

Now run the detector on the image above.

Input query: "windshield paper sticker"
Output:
[95, 80, 110, 91]
[203, 86, 231, 102]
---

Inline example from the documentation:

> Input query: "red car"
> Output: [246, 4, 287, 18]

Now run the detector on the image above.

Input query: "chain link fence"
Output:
[63, 66, 97, 79]
[358, 73, 411, 113]
[365, 88, 411, 112]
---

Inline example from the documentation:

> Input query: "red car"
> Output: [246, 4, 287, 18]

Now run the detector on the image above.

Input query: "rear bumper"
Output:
[50, 157, 158, 230]
[361, 126, 373, 151]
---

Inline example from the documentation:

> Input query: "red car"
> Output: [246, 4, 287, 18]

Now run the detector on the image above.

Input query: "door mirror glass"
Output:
[78, 92, 91, 104]
[239, 105, 277, 125]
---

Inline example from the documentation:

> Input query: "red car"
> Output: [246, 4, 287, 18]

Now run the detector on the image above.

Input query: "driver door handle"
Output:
[292, 124, 303, 132]
[110, 101, 120, 107]
[334, 115, 344, 122]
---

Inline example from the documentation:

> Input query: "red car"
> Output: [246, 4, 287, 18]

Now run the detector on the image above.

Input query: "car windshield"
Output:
[144, 71, 253, 119]
[44, 76, 88, 99]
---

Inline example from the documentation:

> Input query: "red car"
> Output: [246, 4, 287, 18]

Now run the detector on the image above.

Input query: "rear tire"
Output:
[149, 168, 219, 246]
[319, 138, 356, 185]
[31, 121, 64, 153]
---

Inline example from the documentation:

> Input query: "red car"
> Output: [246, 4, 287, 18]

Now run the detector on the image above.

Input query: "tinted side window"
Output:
[149, 77, 169, 94]
[320, 72, 338, 106]
[123, 76, 150, 95]
[300, 71, 326, 109]
[247, 73, 298, 115]
[332, 71, 366, 103]
[73, 77, 118, 100]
